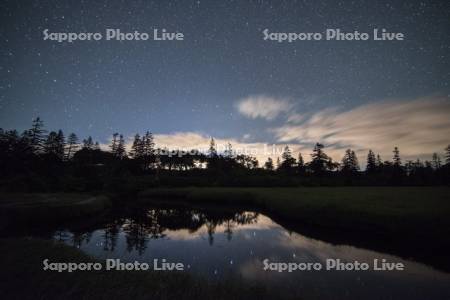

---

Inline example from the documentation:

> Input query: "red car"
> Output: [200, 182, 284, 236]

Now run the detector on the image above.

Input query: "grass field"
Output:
[0, 193, 111, 229]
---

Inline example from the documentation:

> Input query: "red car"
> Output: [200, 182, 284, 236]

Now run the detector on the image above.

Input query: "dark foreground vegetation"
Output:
[1, 118, 450, 193]
[0, 193, 110, 229]
[0, 238, 274, 300]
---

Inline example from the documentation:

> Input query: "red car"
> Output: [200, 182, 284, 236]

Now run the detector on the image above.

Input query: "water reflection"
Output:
[56, 207, 259, 253]
[51, 205, 450, 300]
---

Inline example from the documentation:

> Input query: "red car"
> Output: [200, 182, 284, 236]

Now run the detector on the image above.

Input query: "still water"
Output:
[52, 204, 450, 300]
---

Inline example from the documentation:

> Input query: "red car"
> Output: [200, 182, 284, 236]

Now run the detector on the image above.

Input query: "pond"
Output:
[33, 204, 450, 299]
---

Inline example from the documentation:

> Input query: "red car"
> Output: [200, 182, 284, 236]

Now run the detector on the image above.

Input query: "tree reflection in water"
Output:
[54, 207, 259, 254]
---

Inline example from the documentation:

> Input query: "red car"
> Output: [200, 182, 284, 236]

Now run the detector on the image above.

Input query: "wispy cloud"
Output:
[153, 132, 301, 163]
[154, 132, 270, 159]
[286, 113, 306, 124]
[102, 95, 450, 165]
[235, 95, 293, 120]
[271, 96, 450, 160]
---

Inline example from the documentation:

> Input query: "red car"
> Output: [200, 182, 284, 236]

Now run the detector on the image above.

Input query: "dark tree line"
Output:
[1, 117, 449, 191]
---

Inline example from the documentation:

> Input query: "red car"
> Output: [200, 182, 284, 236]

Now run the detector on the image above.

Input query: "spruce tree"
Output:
[83, 136, 94, 150]
[310, 143, 329, 174]
[432, 153, 441, 169]
[142, 131, 155, 157]
[297, 152, 305, 174]
[208, 137, 217, 158]
[376, 154, 383, 167]
[66, 133, 79, 159]
[55, 130, 65, 160]
[110, 133, 119, 155]
[280, 145, 296, 171]
[342, 149, 359, 174]
[130, 134, 143, 159]
[366, 150, 376, 173]
[264, 157, 274, 170]
[206, 137, 218, 170]
[28, 117, 46, 154]
[224, 142, 233, 158]
[142, 131, 155, 169]
[445, 145, 450, 165]
[393, 147, 401, 166]
[351, 150, 359, 171]
[297, 153, 304, 167]
[44, 131, 58, 155]
[116, 134, 127, 159]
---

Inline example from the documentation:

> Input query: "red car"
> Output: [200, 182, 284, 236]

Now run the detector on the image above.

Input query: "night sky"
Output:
[1, 0, 449, 162]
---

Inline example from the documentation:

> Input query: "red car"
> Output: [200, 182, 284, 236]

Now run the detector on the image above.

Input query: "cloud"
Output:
[153, 132, 301, 164]
[153, 131, 269, 157]
[235, 95, 293, 120]
[286, 113, 306, 124]
[103, 95, 449, 166]
[271, 96, 450, 161]
[101, 131, 300, 164]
